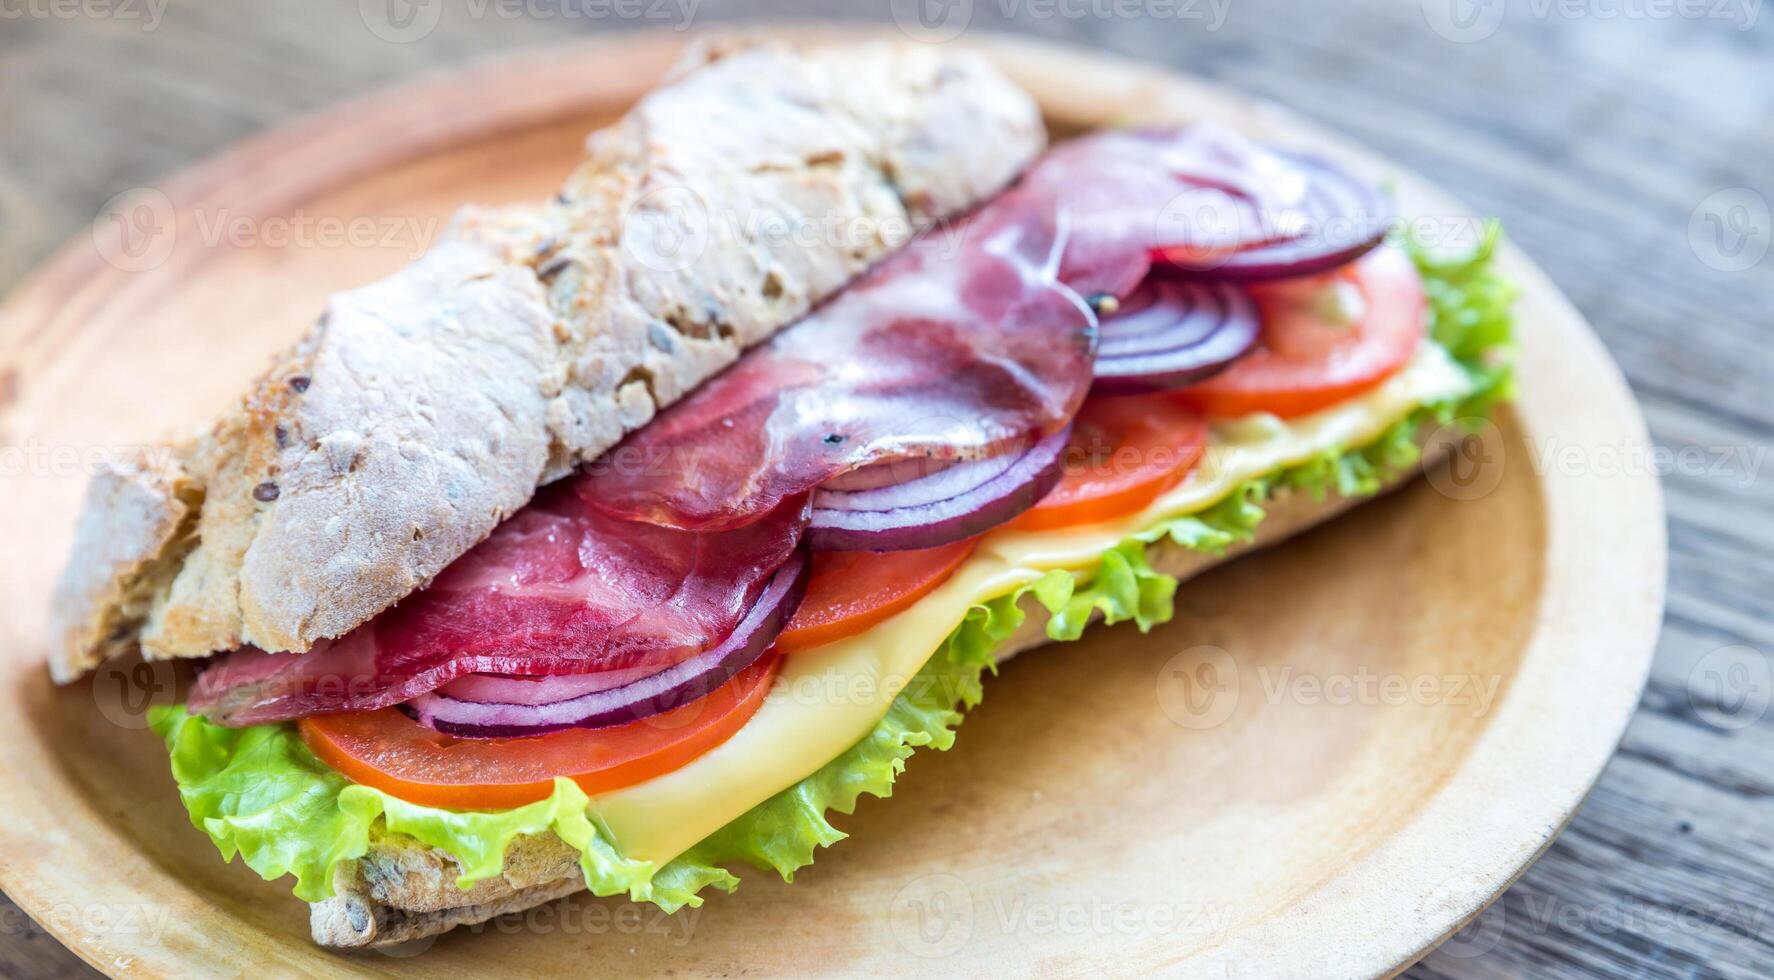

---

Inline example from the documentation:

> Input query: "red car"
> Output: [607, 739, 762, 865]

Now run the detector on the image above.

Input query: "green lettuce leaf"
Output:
[152, 707, 655, 903]
[150, 226, 1516, 912]
[1410, 220, 1518, 417]
[152, 706, 369, 902]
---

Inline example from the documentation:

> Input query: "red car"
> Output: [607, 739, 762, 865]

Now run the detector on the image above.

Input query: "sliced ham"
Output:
[187, 487, 807, 726]
[576, 125, 1312, 531]
[190, 125, 1319, 729]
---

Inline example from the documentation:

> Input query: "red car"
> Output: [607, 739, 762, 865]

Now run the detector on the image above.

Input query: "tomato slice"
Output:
[1014, 394, 1209, 531]
[1173, 244, 1426, 418]
[773, 539, 979, 655]
[298, 654, 779, 810]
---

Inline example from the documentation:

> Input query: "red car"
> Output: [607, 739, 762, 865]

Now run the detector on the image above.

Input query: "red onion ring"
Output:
[807, 428, 1070, 552]
[820, 457, 959, 493]
[1159, 152, 1393, 281]
[435, 668, 660, 706]
[404, 552, 808, 738]
[1091, 277, 1260, 395]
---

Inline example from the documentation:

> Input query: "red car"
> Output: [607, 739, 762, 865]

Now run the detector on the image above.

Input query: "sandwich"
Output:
[48, 39, 1515, 949]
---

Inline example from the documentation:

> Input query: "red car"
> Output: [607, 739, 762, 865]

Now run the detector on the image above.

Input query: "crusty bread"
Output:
[48, 40, 1044, 681]
[47, 450, 200, 676]
[308, 454, 1445, 949]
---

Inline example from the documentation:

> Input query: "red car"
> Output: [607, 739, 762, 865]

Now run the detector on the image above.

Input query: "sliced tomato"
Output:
[1173, 244, 1426, 418]
[298, 654, 779, 810]
[1013, 394, 1209, 531]
[774, 538, 979, 655]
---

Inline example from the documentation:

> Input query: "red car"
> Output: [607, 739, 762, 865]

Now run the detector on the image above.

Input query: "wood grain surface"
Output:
[0, 2, 1765, 978]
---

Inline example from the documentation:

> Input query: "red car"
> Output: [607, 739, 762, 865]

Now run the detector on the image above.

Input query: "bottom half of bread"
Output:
[309, 451, 1444, 949]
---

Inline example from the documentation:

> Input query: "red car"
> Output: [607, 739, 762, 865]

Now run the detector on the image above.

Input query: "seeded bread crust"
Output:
[48, 39, 1045, 681]
[307, 457, 1445, 949]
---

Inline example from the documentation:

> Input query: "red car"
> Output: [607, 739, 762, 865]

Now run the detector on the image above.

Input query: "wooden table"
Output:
[1, 2, 1768, 977]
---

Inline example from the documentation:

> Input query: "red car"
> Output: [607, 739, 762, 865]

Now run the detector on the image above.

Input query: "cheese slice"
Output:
[589, 344, 1474, 863]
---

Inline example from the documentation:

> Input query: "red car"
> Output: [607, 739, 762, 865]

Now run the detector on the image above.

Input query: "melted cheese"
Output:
[589, 344, 1473, 863]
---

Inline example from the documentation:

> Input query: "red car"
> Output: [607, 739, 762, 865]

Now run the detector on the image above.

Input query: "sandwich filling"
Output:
[145, 125, 1516, 914]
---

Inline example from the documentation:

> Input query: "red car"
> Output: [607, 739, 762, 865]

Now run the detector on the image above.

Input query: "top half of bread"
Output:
[48, 40, 1045, 683]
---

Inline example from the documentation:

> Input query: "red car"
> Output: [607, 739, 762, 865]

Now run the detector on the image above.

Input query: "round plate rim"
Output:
[0, 25, 1664, 979]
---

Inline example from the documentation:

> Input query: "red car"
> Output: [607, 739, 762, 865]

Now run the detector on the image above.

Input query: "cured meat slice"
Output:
[576, 125, 1310, 531]
[188, 486, 807, 726]
[191, 126, 1319, 727]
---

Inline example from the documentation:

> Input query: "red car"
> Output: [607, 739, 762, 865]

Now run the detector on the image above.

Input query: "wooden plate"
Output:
[0, 29, 1663, 979]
